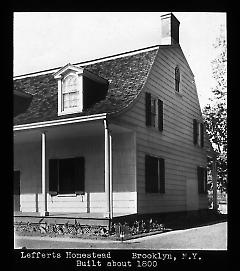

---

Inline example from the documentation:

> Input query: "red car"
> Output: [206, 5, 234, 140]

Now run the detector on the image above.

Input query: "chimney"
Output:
[160, 13, 180, 45]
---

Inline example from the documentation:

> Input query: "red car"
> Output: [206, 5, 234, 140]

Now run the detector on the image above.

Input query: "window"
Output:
[49, 157, 85, 195]
[145, 155, 165, 193]
[175, 66, 180, 92]
[146, 92, 163, 131]
[150, 97, 157, 127]
[62, 74, 80, 110]
[193, 119, 204, 147]
[197, 166, 208, 194]
[54, 64, 84, 116]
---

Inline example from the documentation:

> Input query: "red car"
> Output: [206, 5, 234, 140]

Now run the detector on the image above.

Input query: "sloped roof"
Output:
[13, 47, 159, 126]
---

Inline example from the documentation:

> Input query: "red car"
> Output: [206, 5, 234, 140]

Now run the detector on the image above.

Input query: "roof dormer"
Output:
[54, 63, 84, 116]
[54, 63, 109, 116]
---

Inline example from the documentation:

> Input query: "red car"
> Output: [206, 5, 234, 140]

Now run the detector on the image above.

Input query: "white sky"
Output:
[13, 12, 226, 109]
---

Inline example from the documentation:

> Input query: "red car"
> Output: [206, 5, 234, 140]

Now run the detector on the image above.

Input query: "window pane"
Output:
[63, 94, 69, 109]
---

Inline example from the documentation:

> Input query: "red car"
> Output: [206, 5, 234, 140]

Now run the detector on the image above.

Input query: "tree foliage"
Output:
[202, 25, 227, 192]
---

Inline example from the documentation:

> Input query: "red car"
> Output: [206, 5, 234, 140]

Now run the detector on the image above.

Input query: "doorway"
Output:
[14, 171, 20, 211]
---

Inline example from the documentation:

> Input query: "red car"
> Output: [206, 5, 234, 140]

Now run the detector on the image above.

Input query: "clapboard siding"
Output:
[14, 133, 137, 215]
[116, 45, 207, 213]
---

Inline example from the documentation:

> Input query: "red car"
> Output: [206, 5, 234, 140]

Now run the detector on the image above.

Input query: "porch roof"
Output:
[13, 46, 159, 126]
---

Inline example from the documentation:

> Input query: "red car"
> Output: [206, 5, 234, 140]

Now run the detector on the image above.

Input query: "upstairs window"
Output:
[175, 66, 180, 92]
[146, 92, 163, 131]
[145, 155, 165, 193]
[62, 74, 80, 110]
[150, 97, 157, 127]
[193, 119, 204, 147]
[54, 64, 84, 116]
[197, 166, 208, 194]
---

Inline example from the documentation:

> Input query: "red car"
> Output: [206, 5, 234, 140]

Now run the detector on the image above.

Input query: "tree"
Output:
[202, 24, 227, 192]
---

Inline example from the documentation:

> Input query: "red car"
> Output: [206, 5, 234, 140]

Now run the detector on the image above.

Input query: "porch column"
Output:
[104, 119, 111, 219]
[212, 156, 218, 211]
[109, 132, 113, 219]
[41, 131, 49, 216]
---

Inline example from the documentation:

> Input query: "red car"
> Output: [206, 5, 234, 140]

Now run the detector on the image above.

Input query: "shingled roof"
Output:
[13, 46, 159, 126]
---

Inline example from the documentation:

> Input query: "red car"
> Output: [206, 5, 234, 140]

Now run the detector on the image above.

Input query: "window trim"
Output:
[54, 64, 84, 116]
[58, 72, 83, 116]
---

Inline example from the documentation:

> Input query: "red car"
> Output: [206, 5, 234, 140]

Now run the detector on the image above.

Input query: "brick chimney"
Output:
[160, 13, 180, 45]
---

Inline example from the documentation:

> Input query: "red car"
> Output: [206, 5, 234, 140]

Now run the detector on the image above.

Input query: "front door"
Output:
[14, 171, 20, 211]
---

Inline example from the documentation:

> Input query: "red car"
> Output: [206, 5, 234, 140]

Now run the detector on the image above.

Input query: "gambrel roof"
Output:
[13, 46, 159, 125]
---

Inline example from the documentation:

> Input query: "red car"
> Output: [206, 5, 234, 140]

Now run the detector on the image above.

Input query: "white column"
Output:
[109, 132, 113, 219]
[104, 120, 110, 218]
[41, 131, 49, 216]
[212, 157, 218, 211]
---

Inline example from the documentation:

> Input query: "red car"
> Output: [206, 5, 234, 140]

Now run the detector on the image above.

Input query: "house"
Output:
[13, 13, 217, 226]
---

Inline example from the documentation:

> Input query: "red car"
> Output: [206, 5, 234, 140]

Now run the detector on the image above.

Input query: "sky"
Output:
[13, 12, 226, 109]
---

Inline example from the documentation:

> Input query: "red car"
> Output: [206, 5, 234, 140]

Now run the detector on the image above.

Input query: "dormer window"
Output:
[54, 64, 83, 116]
[54, 63, 109, 116]
[62, 74, 80, 110]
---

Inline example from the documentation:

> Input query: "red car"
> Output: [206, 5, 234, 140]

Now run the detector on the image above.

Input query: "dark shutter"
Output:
[49, 159, 59, 195]
[151, 157, 159, 192]
[74, 157, 85, 194]
[204, 168, 208, 194]
[200, 123, 204, 148]
[159, 158, 165, 193]
[145, 155, 151, 192]
[193, 119, 198, 145]
[146, 92, 151, 126]
[158, 99, 163, 131]
[197, 166, 204, 194]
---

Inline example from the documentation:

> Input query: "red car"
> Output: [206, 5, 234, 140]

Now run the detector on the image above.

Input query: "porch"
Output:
[14, 114, 137, 222]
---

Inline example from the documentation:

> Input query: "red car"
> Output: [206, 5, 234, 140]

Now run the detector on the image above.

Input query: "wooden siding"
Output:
[14, 133, 137, 215]
[116, 45, 208, 213]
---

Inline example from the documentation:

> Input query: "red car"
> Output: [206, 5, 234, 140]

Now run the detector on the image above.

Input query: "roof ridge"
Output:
[14, 44, 160, 80]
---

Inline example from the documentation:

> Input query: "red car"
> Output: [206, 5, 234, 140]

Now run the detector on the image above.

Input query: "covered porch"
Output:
[14, 114, 137, 223]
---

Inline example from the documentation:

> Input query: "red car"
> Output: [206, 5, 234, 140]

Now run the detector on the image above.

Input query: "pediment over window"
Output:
[54, 63, 84, 79]
[54, 63, 108, 116]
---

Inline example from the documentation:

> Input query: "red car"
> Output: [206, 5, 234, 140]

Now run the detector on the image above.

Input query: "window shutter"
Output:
[197, 166, 204, 193]
[159, 158, 165, 193]
[204, 168, 208, 194]
[74, 157, 85, 194]
[145, 92, 151, 126]
[158, 99, 163, 131]
[193, 119, 198, 145]
[200, 123, 204, 148]
[49, 159, 59, 195]
[145, 155, 151, 192]
[151, 157, 159, 192]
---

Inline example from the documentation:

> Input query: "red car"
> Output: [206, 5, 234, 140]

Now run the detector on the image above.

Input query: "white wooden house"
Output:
[13, 13, 216, 223]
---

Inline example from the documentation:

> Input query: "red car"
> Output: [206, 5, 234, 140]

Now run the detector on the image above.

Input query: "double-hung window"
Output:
[54, 64, 84, 116]
[193, 119, 204, 147]
[62, 74, 80, 110]
[146, 92, 163, 131]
